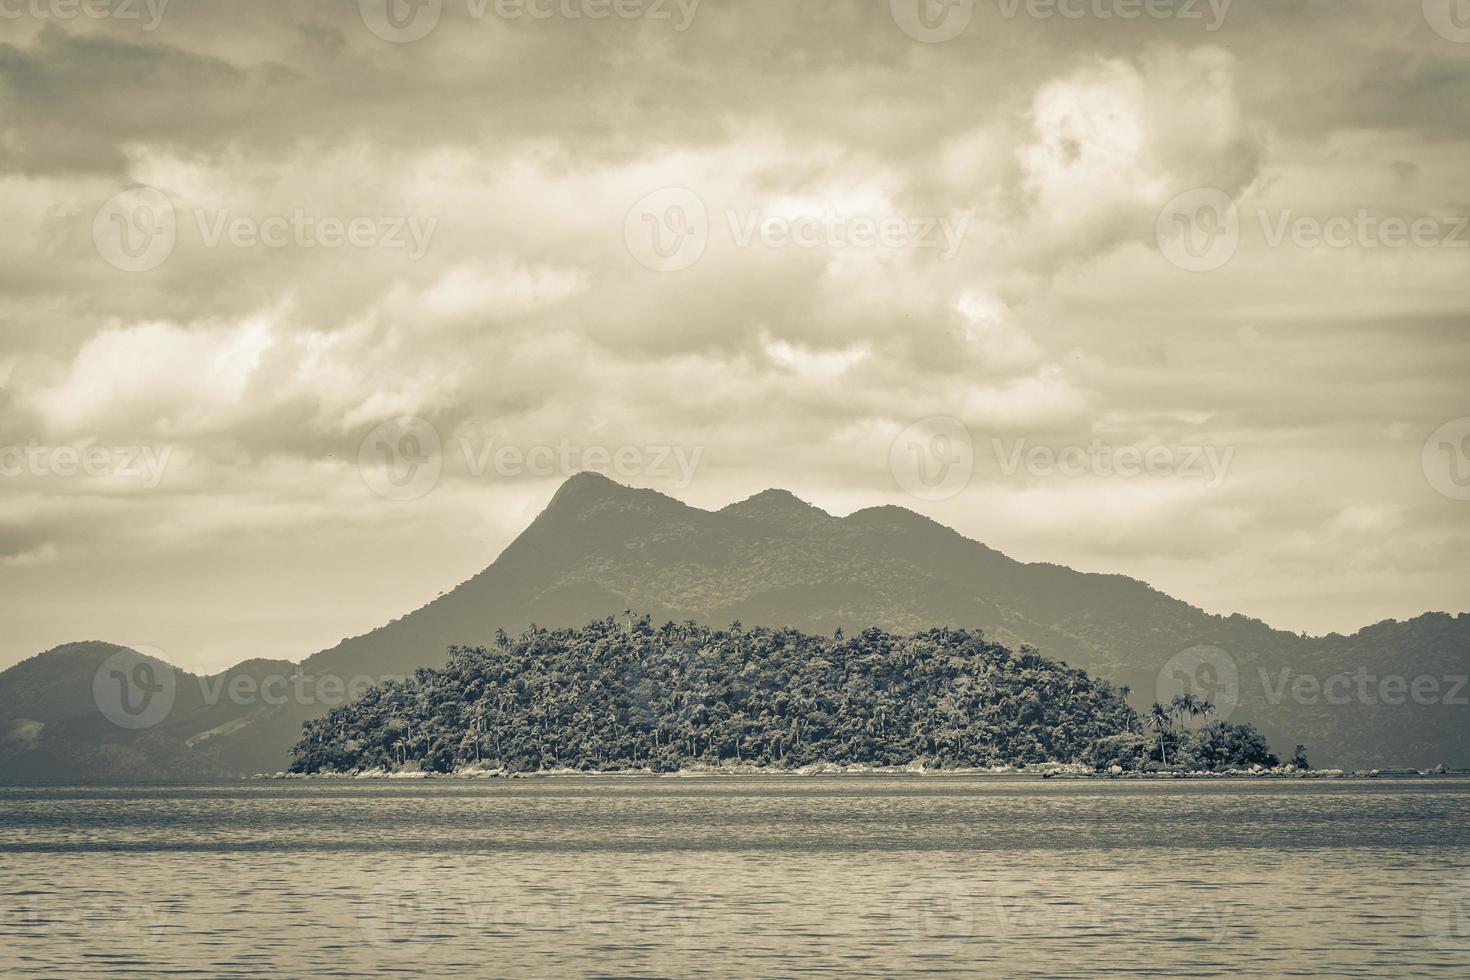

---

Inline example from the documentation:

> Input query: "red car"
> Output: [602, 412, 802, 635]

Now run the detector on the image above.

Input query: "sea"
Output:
[2, 777, 1468, 977]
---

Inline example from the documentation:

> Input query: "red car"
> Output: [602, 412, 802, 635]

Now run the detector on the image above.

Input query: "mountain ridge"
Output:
[1, 472, 1465, 780]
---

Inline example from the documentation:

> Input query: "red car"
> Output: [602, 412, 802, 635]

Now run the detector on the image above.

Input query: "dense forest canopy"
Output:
[290, 617, 1280, 775]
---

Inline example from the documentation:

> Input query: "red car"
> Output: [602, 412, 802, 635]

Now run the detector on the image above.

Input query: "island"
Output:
[289, 617, 1285, 776]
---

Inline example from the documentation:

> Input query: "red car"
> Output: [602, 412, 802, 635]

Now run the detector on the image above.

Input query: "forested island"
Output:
[289, 618, 1283, 775]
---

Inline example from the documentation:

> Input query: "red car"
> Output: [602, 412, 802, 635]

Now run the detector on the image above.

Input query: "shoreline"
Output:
[261, 762, 1467, 781]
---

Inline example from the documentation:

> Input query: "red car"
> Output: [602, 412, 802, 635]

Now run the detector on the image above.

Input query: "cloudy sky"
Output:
[1, 0, 1467, 673]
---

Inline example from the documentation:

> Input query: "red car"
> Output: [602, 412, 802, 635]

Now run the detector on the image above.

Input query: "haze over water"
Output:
[3, 777, 1468, 977]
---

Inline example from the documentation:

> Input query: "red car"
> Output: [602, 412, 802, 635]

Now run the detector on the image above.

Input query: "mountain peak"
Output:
[549, 469, 620, 498]
[514, 473, 694, 547]
[720, 488, 832, 525]
[542, 471, 673, 513]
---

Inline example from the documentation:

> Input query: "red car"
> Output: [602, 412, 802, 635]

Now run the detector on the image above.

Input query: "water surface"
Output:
[2, 778, 1468, 977]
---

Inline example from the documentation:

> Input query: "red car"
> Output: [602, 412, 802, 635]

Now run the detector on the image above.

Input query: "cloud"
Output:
[1018, 45, 1263, 262]
[0, 7, 1466, 670]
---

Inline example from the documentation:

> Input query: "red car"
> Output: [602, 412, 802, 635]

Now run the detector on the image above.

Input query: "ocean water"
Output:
[2, 777, 1468, 977]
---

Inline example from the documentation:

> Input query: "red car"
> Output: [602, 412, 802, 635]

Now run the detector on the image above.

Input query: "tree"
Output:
[1148, 702, 1173, 766]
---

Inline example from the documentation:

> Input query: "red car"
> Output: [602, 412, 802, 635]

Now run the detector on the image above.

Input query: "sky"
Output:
[1, 0, 1467, 673]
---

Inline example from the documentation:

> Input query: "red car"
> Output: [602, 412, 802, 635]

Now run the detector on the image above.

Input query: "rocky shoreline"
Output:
[255, 761, 1467, 780]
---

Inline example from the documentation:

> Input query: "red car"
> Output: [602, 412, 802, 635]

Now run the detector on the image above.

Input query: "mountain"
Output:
[1, 472, 1465, 781]
[0, 642, 298, 782]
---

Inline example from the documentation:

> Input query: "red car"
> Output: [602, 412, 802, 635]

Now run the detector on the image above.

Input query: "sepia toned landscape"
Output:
[1, 1, 1468, 977]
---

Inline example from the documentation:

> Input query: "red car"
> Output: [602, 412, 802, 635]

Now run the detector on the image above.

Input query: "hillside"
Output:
[1, 473, 1465, 780]
[0, 642, 301, 782]
[291, 619, 1154, 774]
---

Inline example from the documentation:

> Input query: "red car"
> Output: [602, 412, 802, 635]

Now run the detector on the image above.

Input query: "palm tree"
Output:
[1188, 697, 1215, 739]
[1148, 702, 1173, 766]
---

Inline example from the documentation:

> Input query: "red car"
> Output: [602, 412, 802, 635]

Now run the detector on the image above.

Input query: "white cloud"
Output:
[1018, 46, 1262, 259]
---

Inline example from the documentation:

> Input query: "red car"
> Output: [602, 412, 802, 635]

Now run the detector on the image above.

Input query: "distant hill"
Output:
[0, 642, 297, 782]
[1, 472, 1465, 781]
